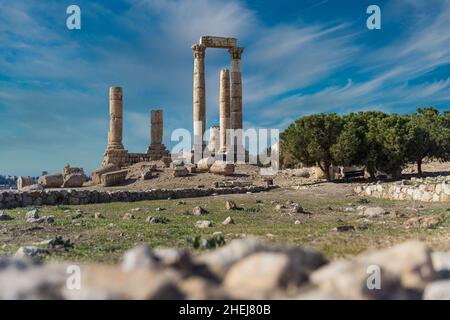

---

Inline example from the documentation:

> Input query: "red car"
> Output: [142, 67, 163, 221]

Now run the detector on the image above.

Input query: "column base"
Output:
[102, 148, 129, 167]
[147, 143, 170, 160]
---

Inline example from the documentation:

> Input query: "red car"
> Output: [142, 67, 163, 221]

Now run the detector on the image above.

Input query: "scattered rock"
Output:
[362, 207, 388, 218]
[193, 206, 208, 216]
[26, 209, 40, 220]
[15, 247, 49, 259]
[123, 213, 135, 220]
[222, 216, 235, 225]
[156, 207, 166, 212]
[146, 216, 169, 224]
[225, 201, 237, 210]
[196, 157, 215, 172]
[173, 166, 188, 177]
[290, 203, 305, 214]
[130, 208, 142, 212]
[141, 170, 154, 180]
[423, 280, 450, 300]
[405, 216, 440, 229]
[275, 204, 285, 211]
[334, 225, 355, 232]
[94, 212, 105, 219]
[209, 161, 235, 176]
[195, 220, 213, 229]
[122, 245, 160, 271]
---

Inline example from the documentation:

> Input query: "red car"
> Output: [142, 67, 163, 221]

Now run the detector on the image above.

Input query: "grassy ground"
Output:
[1, 184, 449, 263]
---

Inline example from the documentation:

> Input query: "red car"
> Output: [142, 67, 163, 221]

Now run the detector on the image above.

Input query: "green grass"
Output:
[0, 188, 449, 263]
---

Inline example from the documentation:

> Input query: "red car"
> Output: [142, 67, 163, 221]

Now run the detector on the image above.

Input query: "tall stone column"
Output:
[107, 87, 124, 150]
[192, 44, 206, 159]
[229, 47, 245, 162]
[147, 109, 169, 160]
[208, 126, 220, 156]
[229, 47, 244, 130]
[219, 68, 231, 154]
[102, 86, 128, 167]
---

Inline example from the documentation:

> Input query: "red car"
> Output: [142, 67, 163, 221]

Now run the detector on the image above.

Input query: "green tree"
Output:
[281, 113, 343, 181]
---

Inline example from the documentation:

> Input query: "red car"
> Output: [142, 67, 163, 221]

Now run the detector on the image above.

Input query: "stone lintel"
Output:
[199, 36, 237, 48]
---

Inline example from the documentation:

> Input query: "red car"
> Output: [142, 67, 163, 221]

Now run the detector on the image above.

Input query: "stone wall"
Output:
[355, 176, 450, 202]
[0, 185, 275, 209]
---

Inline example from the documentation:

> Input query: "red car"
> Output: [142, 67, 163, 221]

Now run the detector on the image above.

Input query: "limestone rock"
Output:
[192, 206, 208, 216]
[423, 280, 450, 300]
[91, 164, 120, 185]
[195, 220, 213, 229]
[209, 161, 235, 176]
[141, 169, 154, 180]
[173, 166, 188, 177]
[17, 177, 35, 191]
[224, 252, 313, 298]
[94, 212, 105, 219]
[62, 173, 86, 188]
[122, 245, 160, 271]
[405, 216, 440, 229]
[225, 200, 237, 210]
[38, 174, 63, 188]
[122, 213, 135, 220]
[26, 209, 40, 220]
[362, 207, 388, 217]
[15, 247, 49, 259]
[101, 169, 128, 187]
[311, 241, 435, 299]
[197, 237, 326, 279]
[21, 184, 44, 192]
[222, 216, 235, 225]
[196, 157, 215, 172]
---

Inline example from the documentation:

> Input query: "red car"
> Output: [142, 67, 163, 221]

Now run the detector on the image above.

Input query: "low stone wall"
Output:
[0, 185, 275, 209]
[355, 176, 450, 202]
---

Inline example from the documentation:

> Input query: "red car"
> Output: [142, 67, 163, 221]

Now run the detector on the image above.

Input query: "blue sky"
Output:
[0, 0, 449, 176]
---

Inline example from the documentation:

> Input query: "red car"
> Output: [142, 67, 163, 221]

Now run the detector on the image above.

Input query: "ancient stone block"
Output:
[91, 164, 120, 185]
[101, 169, 128, 187]
[209, 161, 235, 176]
[62, 173, 86, 188]
[200, 36, 237, 48]
[17, 177, 35, 191]
[38, 174, 64, 188]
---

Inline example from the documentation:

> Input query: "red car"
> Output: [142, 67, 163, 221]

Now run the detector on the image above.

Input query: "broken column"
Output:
[147, 109, 169, 160]
[219, 68, 231, 155]
[192, 44, 207, 159]
[207, 125, 220, 156]
[102, 87, 128, 167]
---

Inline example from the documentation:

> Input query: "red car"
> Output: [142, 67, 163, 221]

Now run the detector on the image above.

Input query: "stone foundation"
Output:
[355, 176, 450, 202]
[101, 170, 129, 187]
[0, 186, 275, 209]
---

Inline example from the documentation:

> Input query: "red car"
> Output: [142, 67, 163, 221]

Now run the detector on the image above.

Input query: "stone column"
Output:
[192, 44, 206, 158]
[219, 69, 231, 154]
[229, 47, 244, 130]
[208, 126, 220, 156]
[151, 110, 163, 146]
[147, 109, 169, 160]
[107, 87, 124, 150]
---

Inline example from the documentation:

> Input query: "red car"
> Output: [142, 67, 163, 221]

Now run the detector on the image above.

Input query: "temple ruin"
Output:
[192, 36, 245, 159]
[102, 87, 169, 167]
[102, 35, 246, 167]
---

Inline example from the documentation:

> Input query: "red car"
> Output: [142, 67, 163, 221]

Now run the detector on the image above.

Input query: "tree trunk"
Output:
[417, 159, 423, 177]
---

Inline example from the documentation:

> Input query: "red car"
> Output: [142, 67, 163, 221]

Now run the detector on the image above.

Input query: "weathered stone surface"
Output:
[196, 157, 215, 172]
[200, 36, 237, 48]
[423, 280, 450, 300]
[122, 245, 160, 271]
[197, 237, 326, 279]
[173, 166, 188, 177]
[63, 165, 84, 176]
[17, 177, 35, 191]
[62, 173, 86, 188]
[405, 216, 440, 229]
[209, 161, 235, 175]
[224, 252, 313, 298]
[91, 164, 120, 185]
[225, 200, 237, 210]
[38, 174, 63, 188]
[193, 206, 208, 216]
[15, 247, 49, 259]
[222, 216, 235, 225]
[311, 241, 435, 299]
[101, 169, 128, 187]
[362, 207, 388, 217]
[195, 220, 213, 229]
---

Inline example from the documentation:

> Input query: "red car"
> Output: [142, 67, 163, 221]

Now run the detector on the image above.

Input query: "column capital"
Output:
[229, 47, 244, 60]
[192, 44, 206, 59]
